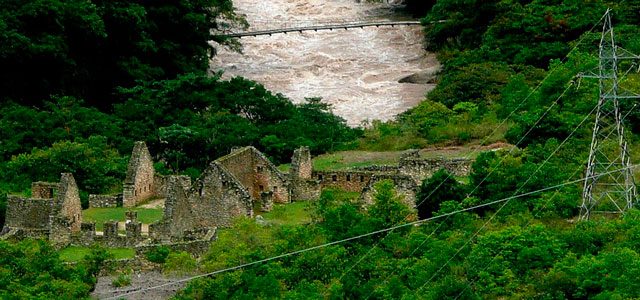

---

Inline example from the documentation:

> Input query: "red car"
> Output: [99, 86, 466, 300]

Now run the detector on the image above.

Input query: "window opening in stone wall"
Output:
[346, 174, 351, 182]
[360, 175, 365, 182]
[318, 174, 323, 181]
[274, 186, 278, 192]
[199, 184, 204, 196]
[257, 166, 264, 172]
[259, 185, 264, 191]
[332, 174, 337, 181]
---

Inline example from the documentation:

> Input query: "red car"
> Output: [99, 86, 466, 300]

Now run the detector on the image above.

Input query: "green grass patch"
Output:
[58, 246, 135, 262]
[261, 201, 311, 226]
[313, 151, 404, 171]
[83, 207, 163, 231]
[277, 163, 291, 173]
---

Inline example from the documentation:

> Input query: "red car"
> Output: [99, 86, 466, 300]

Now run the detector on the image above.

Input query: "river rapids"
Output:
[210, 0, 439, 126]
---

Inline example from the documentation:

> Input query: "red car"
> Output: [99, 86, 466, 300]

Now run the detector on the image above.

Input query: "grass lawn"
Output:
[83, 207, 163, 231]
[58, 246, 136, 262]
[313, 151, 404, 171]
[261, 201, 311, 226]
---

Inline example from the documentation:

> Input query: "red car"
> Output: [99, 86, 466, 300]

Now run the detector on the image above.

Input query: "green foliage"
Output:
[111, 274, 132, 287]
[2, 137, 126, 208]
[0, 240, 94, 299]
[145, 246, 171, 264]
[164, 251, 197, 276]
[416, 169, 466, 219]
[0, 0, 239, 108]
[82, 244, 115, 278]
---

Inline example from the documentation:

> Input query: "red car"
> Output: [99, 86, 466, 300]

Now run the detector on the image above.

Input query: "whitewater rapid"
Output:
[210, 0, 438, 126]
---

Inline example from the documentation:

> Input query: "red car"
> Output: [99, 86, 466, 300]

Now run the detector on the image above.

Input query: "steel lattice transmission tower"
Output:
[580, 9, 640, 220]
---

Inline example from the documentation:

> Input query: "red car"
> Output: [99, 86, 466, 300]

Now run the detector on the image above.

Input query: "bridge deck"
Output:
[216, 21, 423, 38]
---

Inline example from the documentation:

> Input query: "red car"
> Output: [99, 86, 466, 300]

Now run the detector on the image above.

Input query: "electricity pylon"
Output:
[580, 9, 640, 220]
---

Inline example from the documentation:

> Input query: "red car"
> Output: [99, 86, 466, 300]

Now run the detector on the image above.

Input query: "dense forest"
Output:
[0, 0, 359, 212]
[3, 0, 640, 299]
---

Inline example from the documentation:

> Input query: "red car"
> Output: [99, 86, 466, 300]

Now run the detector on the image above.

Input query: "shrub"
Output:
[111, 274, 132, 287]
[145, 246, 171, 264]
[164, 251, 197, 276]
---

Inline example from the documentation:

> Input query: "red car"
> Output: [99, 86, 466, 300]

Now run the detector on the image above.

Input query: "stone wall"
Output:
[89, 194, 122, 208]
[4, 196, 57, 230]
[56, 173, 82, 233]
[290, 146, 313, 180]
[359, 174, 419, 209]
[2, 173, 82, 244]
[311, 170, 373, 193]
[290, 179, 322, 202]
[217, 146, 290, 204]
[351, 165, 399, 173]
[398, 158, 473, 183]
[189, 162, 254, 228]
[31, 182, 58, 198]
[149, 176, 197, 241]
[123, 141, 157, 207]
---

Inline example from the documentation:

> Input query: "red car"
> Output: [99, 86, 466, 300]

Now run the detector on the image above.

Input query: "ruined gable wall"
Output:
[359, 174, 419, 209]
[190, 162, 253, 227]
[150, 176, 196, 240]
[217, 147, 289, 204]
[217, 148, 257, 199]
[250, 148, 289, 203]
[398, 158, 473, 183]
[311, 171, 373, 193]
[55, 173, 82, 232]
[123, 141, 156, 207]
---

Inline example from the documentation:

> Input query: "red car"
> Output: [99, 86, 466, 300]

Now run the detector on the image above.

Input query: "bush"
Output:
[111, 274, 132, 287]
[146, 246, 171, 264]
[164, 251, 197, 276]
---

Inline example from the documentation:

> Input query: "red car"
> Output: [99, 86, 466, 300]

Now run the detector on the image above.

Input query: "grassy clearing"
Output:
[83, 207, 163, 231]
[313, 151, 404, 171]
[311, 145, 512, 171]
[261, 201, 311, 226]
[58, 246, 136, 262]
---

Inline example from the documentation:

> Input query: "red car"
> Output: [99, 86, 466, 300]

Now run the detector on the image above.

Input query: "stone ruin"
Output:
[1, 142, 476, 253]
[310, 150, 474, 206]
[122, 141, 166, 207]
[1, 173, 82, 247]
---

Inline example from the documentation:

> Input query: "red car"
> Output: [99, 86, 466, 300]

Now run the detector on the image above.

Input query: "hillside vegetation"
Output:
[3, 0, 640, 299]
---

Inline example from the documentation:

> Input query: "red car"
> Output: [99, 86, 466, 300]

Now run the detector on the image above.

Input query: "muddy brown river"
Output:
[210, 0, 438, 126]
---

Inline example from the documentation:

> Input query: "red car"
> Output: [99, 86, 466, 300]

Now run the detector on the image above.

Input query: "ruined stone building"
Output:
[122, 141, 166, 207]
[1, 173, 82, 245]
[0, 140, 477, 253]
[216, 146, 290, 204]
[308, 150, 474, 208]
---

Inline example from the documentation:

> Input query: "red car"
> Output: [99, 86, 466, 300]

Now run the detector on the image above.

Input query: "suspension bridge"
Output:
[215, 20, 429, 38]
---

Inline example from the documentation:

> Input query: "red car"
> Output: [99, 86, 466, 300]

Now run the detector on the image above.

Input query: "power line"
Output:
[103, 165, 635, 300]
[413, 99, 599, 295]
[451, 102, 638, 300]
[353, 10, 609, 296]
[325, 10, 609, 291]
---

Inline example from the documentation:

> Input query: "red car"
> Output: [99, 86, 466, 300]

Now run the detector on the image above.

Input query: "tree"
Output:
[416, 169, 466, 219]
